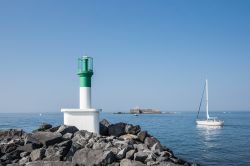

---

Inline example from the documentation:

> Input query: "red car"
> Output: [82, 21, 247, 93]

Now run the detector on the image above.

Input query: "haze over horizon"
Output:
[0, 1, 250, 113]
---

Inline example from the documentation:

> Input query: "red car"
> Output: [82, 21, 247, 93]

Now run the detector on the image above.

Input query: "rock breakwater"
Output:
[0, 120, 198, 166]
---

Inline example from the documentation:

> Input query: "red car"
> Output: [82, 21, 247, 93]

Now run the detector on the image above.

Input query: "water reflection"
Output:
[196, 125, 223, 155]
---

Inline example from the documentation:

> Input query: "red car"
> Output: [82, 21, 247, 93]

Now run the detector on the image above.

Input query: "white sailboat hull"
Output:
[196, 119, 224, 126]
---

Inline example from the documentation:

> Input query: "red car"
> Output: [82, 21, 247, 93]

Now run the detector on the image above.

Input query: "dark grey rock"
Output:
[157, 161, 180, 166]
[1, 143, 17, 153]
[43, 155, 62, 161]
[17, 144, 38, 153]
[157, 156, 169, 162]
[144, 136, 160, 148]
[62, 133, 73, 140]
[57, 140, 72, 149]
[72, 148, 116, 166]
[33, 123, 52, 132]
[146, 161, 160, 165]
[30, 148, 45, 161]
[45, 146, 57, 158]
[25, 161, 72, 166]
[125, 124, 141, 135]
[18, 156, 31, 165]
[24, 134, 42, 148]
[107, 162, 120, 166]
[20, 151, 30, 158]
[64, 143, 80, 161]
[109, 147, 119, 155]
[6, 164, 19, 166]
[137, 131, 148, 142]
[160, 151, 172, 158]
[48, 126, 60, 132]
[56, 125, 79, 135]
[125, 149, 135, 159]
[71, 134, 88, 149]
[0, 129, 24, 139]
[108, 123, 126, 137]
[151, 142, 163, 152]
[0, 121, 194, 166]
[135, 143, 149, 151]
[134, 151, 148, 162]
[0, 150, 22, 162]
[145, 153, 157, 163]
[120, 134, 138, 141]
[100, 119, 110, 136]
[116, 147, 130, 160]
[120, 159, 146, 166]
[44, 140, 71, 161]
[93, 142, 107, 150]
[112, 139, 130, 149]
[74, 130, 93, 141]
[31, 132, 62, 147]
[106, 135, 116, 142]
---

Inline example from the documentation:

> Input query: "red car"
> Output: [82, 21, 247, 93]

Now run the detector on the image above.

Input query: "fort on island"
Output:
[130, 108, 161, 114]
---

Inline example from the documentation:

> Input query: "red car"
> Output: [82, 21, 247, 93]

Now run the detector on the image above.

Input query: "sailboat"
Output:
[196, 80, 224, 126]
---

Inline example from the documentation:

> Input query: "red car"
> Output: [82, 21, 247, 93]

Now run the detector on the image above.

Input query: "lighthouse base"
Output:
[61, 108, 101, 134]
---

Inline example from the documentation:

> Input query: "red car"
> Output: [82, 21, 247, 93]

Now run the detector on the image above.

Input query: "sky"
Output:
[0, 0, 249, 113]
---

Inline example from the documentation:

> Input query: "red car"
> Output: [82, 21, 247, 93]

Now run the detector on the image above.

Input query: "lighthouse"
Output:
[78, 56, 93, 109]
[61, 56, 101, 134]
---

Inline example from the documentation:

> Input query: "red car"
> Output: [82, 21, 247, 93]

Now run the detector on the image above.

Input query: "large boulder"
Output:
[33, 123, 52, 132]
[56, 125, 79, 135]
[48, 126, 60, 132]
[72, 148, 116, 166]
[108, 123, 126, 137]
[74, 130, 93, 141]
[18, 156, 31, 165]
[1, 143, 17, 153]
[25, 161, 71, 166]
[120, 159, 146, 166]
[134, 151, 148, 162]
[119, 134, 138, 141]
[125, 149, 135, 159]
[24, 134, 43, 148]
[116, 147, 131, 160]
[30, 148, 46, 161]
[17, 144, 39, 153]
[144, 136, 160, 148]
[29, 132, 62, 147]
[0, 149, 22, 162]
[0, 129, 24, 139]
[137, 131, 148, 142]
[125, 124, 141, 135]
[100, 119, 110, 136]
[44, 140, 72, 161]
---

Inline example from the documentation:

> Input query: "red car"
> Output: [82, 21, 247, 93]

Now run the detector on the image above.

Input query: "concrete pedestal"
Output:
[61, 108, 101, 133]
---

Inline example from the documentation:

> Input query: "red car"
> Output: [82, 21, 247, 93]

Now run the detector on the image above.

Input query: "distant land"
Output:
[113, 108, 176, 114]
[130, 108, 161, 114]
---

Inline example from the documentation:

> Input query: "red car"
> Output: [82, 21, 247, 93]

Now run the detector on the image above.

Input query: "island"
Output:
[130, 108, 161, 114]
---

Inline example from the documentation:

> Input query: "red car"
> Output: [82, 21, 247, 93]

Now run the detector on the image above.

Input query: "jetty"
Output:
[0, 120, 198, 166]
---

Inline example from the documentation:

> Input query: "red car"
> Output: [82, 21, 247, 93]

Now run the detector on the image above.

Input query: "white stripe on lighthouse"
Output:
[80, 87, 91, 109]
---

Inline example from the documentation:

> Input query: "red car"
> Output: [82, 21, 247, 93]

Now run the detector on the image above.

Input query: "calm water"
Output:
[0, 111, 250, 166]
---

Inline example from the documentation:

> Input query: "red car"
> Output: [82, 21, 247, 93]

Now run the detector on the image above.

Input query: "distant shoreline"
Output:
[113, 111, 176, 114]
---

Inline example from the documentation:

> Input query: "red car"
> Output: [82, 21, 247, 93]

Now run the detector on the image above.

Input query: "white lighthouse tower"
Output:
[61, 56, 101, 134]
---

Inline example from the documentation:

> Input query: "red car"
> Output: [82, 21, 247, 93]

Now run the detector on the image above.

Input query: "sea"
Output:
[0, 111, 250, 166]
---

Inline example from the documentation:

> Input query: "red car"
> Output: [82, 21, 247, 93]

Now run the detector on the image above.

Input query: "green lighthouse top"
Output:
[78, 56, 93, 76]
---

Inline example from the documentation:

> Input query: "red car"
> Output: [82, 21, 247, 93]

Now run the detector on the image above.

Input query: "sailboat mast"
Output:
[206, 79, 209, 119]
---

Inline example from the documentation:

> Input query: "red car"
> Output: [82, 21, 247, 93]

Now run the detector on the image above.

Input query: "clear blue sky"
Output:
[0, 0, 249, 113]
